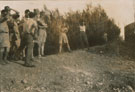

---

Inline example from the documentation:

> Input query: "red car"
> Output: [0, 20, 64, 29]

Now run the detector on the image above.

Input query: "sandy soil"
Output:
[0, 48, 135, 92]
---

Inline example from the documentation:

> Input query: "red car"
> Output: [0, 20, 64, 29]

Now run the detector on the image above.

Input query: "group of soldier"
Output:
[0, 6, 89, 67]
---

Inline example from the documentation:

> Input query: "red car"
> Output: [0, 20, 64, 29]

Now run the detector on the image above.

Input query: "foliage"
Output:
[41, 4, 120, 54]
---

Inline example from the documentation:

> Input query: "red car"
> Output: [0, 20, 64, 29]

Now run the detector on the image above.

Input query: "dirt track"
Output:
[0, 49, 135, 92]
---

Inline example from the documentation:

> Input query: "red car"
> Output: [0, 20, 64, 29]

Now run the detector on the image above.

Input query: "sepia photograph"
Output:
[0, 0, 135, 92]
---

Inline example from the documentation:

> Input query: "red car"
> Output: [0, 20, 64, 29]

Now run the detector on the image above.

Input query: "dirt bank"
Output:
[0, 49, 135, 92]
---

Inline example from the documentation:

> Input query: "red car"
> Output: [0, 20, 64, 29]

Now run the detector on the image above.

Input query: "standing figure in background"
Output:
[103, 32, 108, 43]
[79, 22, 89, 49]
[0, 10, 10, 64]
[58, 23, 71, 53]
[34, 9, 48, 57]
[38, 11, 47, 57]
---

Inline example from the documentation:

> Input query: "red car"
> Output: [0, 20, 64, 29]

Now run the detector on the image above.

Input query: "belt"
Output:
[25, 33, 33, 36]
[25, 33, 31, 35]
[0, 32, 8, 33]
[39, 26, 46, 29]
[39, 27, 45, 29]
[80, 31, 85, 33]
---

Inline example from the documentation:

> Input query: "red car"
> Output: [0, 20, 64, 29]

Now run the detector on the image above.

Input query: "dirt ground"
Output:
[0, 47, 135, 92]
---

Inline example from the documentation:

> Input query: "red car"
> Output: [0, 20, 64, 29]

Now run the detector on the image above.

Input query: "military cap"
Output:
[1, 9, 8, 16]
[4, 6, 11, 11]
[34, 9, 40, 15]
[25, 9, 30, 14]
[40, 11, 44, 16]
[29, 12, 35, 18]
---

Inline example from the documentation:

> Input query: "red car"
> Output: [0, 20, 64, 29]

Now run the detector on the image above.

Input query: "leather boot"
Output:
[0, 50, 6, 65]
[3, 51, 10, 64]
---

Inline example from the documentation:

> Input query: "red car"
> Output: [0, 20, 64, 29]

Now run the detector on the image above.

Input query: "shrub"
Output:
[41, 4, 120, 54]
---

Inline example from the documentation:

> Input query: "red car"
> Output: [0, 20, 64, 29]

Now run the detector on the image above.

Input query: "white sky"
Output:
[0, 0, 134, 39]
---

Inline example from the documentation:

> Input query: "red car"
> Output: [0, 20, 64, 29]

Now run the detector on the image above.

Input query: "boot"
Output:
[3, 51, 10, 64]
[24, 60, 36, 67]
[0, 51, 6, 65]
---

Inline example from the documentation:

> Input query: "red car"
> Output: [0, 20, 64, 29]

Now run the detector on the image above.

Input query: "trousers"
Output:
[25, 33, 34, 65]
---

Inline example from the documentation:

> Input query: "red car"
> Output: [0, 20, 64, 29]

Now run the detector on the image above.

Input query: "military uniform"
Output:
[8, 20, 21, 60]
[0, 16, 10, 64]
[0, 20, 10, 48]
[103, 32, 108, 43]
[36, 19, 47, 56]
[79, 25, 89, 48]
[13, 21, 21, 48]
[38, 28, 47, 44]
[17, 17, 29, 59]
[23, 18, 37, 67]
[2, 6, 20, 60]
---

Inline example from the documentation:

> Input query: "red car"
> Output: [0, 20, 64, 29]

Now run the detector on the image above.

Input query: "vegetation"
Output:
[41, 4, 120, 54]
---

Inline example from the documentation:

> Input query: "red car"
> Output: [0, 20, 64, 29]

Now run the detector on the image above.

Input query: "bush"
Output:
[41, 4, 120, 54]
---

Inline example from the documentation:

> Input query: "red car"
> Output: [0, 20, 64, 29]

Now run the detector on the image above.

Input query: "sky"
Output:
[0, 0, 134, 39]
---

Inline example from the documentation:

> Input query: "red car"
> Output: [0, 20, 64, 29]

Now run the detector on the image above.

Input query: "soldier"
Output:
[58, 23, 71, 53]
[33, 9, 41, 57]
[34, 10, 47, 57]
[0, 10, 10, 64]
[9, 14, 21, 60]
[103, 32, 108, 43]
[79, 22, 89, 49]
[24, 9, 30, 18]
[17, 9, 30, 60]
[3, 6, 20, 60]
[39, 12, 48, 56]
[4, 6, 19, 16]
[23, 12, 37, 67]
